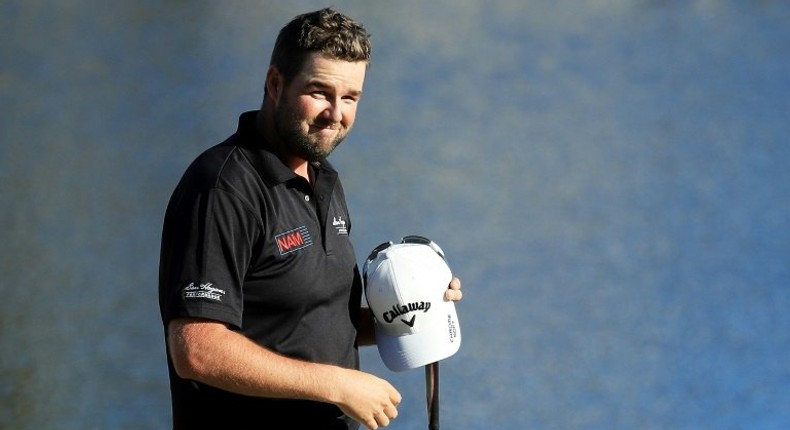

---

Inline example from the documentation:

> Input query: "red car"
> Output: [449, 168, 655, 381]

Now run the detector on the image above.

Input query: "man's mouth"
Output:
[310, 123, 341, 137]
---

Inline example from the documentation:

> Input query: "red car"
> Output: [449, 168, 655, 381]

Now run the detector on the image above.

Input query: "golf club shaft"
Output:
[426, 362, 439, 430]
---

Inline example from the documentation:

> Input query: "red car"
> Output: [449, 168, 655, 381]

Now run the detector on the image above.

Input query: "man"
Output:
[158, 8, 462, 429]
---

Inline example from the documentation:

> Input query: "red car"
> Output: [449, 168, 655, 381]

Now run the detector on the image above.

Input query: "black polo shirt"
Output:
[159, 111, 362, 429]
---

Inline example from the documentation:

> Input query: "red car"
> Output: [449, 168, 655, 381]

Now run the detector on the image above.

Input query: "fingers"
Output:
[444, 288, 463, 301]
[389, 386, 402, 406]
[362, 400, 399, 429]
[384, 401, 399, 419]
[375, 404, 398, 428]
[337, 371, 401, 429]
[375, 387, 400, 427]
[444, 276, 463, 302]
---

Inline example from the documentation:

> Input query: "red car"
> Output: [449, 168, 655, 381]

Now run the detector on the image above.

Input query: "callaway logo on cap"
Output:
[363, 236, 462, 372]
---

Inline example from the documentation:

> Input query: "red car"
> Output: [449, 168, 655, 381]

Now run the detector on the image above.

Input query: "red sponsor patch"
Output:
[275, 226, 312, 255]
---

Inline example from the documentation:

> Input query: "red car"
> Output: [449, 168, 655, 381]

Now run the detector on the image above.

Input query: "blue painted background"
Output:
[1, 1, 788, 429]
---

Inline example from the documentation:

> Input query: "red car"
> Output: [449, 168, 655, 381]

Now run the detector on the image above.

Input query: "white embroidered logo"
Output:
[333, 216, 348, 235]
[183, 282, 226, 302]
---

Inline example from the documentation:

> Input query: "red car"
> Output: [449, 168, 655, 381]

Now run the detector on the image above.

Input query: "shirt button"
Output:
[304, 195, 310, 202]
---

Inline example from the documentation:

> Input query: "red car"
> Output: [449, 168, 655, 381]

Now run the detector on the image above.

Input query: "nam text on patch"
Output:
[275, 226, 313, 255]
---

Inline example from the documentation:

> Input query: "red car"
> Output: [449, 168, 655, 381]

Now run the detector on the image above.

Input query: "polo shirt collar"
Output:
[234, 110, 339, 186]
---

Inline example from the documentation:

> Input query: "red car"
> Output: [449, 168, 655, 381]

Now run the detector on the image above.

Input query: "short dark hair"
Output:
[269, 8, 371, 86]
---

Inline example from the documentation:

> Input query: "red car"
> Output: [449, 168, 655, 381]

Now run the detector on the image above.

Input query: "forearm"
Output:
[168, 318, 345, 403]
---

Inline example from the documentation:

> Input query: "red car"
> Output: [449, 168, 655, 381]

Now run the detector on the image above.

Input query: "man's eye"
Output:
[311, 91, 327, 99]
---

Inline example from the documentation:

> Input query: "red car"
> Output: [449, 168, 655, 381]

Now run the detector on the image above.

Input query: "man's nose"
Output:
[324, 99, 343, 123]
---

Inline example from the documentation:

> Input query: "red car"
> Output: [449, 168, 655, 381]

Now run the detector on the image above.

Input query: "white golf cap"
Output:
[363, 236, 461, 372]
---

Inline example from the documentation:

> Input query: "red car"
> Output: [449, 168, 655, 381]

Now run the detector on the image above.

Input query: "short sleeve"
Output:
[159, 187, 260, 329]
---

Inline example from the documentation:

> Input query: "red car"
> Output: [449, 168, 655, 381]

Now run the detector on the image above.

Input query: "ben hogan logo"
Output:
[183, 282, 225, 302]
[275, 226, 313, 255]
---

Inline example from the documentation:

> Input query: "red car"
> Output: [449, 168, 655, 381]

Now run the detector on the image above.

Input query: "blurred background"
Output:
[1, 1, 788, 429]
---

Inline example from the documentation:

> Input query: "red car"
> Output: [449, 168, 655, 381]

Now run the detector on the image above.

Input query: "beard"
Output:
[273, 100, 350, 162]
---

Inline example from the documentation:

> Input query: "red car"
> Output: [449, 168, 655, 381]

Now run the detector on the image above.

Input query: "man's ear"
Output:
[265, 66, 283, 102]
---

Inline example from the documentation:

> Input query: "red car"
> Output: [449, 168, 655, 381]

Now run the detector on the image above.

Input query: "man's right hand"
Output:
[332, 368, 401, 429]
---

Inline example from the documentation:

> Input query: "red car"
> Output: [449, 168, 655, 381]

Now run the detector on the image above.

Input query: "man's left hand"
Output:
[444, 277, 463, 302]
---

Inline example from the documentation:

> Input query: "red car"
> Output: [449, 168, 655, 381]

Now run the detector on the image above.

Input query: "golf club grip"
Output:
[426, 362, 440, 430]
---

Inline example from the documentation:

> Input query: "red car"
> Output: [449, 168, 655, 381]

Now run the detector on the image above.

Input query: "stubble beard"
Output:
[273, 102, 349, 162]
